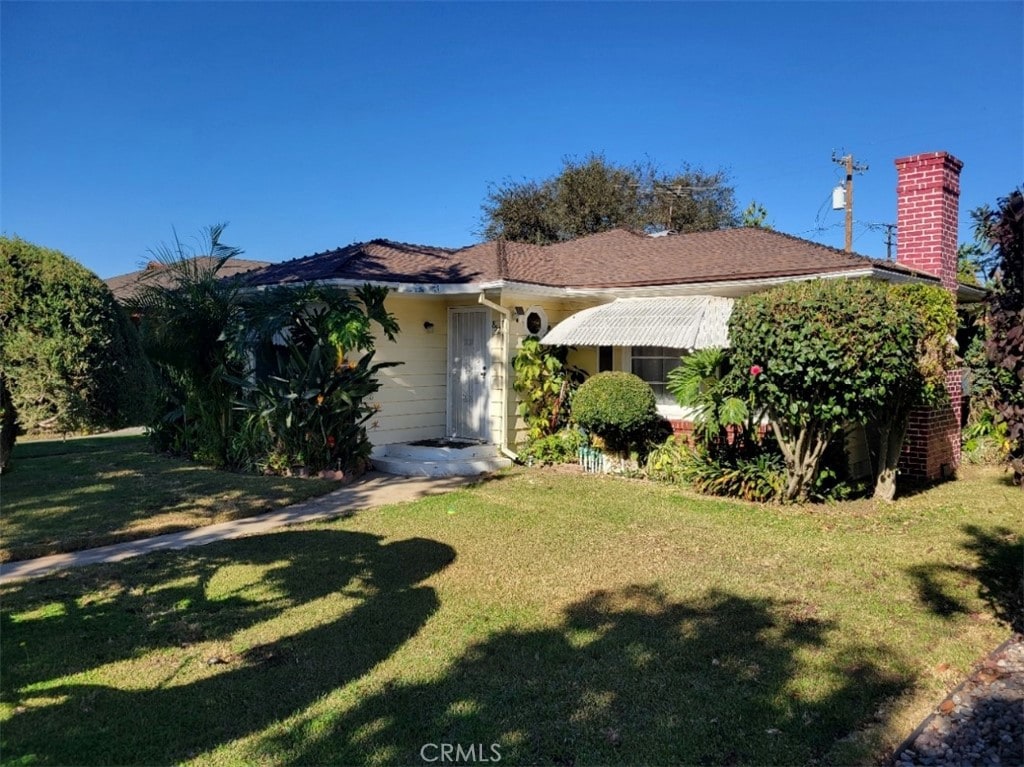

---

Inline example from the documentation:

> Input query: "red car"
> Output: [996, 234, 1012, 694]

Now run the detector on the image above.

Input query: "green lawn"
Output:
[1, 464, 1020, 766]
[0, 436, 336, 562]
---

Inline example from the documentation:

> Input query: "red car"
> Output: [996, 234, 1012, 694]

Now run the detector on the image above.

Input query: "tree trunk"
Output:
[872, 412, 909, 502]
[874, 465, 897, 502]
[773, 420, 832, 503]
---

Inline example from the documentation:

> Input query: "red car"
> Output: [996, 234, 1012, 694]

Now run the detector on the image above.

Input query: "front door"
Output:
[448, 308, 490, 441]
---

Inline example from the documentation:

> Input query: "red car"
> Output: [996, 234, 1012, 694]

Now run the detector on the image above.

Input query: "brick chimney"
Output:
[895, 151, 963, 291]
[894, 151, 964, 481]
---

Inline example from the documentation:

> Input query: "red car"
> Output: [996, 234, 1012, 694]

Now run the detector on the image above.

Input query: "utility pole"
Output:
[882, 223, 896, 260]
[862, 222, 897, 259]
[831, 152, 869, 252]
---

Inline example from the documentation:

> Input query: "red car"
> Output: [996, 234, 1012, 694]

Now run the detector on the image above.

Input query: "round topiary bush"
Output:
[572, 371, 658, 454]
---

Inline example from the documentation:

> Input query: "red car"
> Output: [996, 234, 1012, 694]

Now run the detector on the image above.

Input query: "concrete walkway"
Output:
[0, 472, 470, 584]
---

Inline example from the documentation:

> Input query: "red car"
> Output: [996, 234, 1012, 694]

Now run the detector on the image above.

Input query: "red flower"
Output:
[326, 436, 336, 448]
[750, 365, 763, 377]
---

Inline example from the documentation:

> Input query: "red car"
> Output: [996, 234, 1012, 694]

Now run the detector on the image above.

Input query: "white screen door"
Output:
[448, 308, 490, 441]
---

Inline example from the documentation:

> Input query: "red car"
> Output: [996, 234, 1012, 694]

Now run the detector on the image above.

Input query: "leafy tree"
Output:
[481, 154, 737, 244]
[866, 284, 957, 500]
[729, 279, 954, 502]
[0, 236, 155, 433]
[740, 201, 772, 229]
[957, 243, 986, 286]
[977, 188, 1024, 486]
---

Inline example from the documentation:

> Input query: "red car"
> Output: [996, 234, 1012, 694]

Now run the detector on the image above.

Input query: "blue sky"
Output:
[2, 1, 1021, 279]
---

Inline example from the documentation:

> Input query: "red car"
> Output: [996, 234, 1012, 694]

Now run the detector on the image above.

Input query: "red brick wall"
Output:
[894, 151, 963, 481]
[667, 420, 770, 446]
[668, 420, 695, 440]
[895, 151, 963, 291]
[899, 370, 963, 480]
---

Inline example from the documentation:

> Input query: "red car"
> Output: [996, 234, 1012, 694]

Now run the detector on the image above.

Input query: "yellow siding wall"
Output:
[365, 296, 449, 447]
[485, 310, 507, 447]
[504, 296, 611, 448]
[365, 292, 621, 451]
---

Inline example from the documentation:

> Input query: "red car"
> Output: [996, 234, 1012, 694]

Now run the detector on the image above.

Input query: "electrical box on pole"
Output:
[832, 186, 846, 210]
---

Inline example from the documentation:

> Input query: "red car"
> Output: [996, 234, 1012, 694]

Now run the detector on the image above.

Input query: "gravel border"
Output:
[892, 633, 1023, 766]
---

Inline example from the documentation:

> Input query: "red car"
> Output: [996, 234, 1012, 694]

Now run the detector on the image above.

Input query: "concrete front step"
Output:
[386, 441, 499, 461]
[372, 454, 512, 478]
[372, 440, 512, 477]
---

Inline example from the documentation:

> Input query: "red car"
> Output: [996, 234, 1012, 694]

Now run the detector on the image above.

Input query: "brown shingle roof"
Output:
[106, 257, 270, 302]
[246, 239, 493, 287]
[242, 228, 932, 291]
[511, 228, 920, 288]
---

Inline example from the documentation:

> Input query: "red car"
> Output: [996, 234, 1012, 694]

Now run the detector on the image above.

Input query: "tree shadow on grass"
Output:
[1, 435, 340, 561]
[1, 529, 455, 765]
[907, 524, 1023, 633]
[251, 585, 909, 766]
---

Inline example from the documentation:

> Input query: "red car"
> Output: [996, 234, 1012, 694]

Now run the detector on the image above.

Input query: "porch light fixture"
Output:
[423, 321, 435, 333]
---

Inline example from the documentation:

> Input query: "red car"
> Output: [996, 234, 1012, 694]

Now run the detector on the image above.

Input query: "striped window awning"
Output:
[540, 296, 734, 349]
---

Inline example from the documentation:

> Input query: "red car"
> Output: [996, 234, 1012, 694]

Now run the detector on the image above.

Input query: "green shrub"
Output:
[645, 437, 692, 484]
[519, 428, 586, 466]
[645, 437, 785, 503]
[0, 236, 155, 433]
[572, 371, 658, 455]
[130, 226, 250, 465]
[227, 284, 399, 475]
[729, 278, 955, 502]
[962, 416, 1009, 465]
[133, 226, 400, 475]
[512, 338, 587, 441]
[666, 347, 753, 448]
[0, 375, 17, 473]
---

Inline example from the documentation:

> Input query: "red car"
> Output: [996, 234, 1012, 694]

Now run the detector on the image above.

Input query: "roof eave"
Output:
[248, 277, 507, 296]
[244, 266, 987, 303]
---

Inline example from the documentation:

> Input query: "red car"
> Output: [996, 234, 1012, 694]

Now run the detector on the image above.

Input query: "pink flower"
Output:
[750, 365, 763, 377]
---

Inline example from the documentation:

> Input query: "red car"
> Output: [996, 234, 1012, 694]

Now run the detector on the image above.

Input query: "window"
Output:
[630, 346, 686, 404]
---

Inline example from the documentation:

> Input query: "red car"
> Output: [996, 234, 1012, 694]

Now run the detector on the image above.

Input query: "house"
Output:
[244, 151, 982, 477]
[105, 257, 271, 303]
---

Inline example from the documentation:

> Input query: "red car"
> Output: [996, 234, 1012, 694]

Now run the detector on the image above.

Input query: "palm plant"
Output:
[128, 224, 247, 464]
[666, 347, 750, 448]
